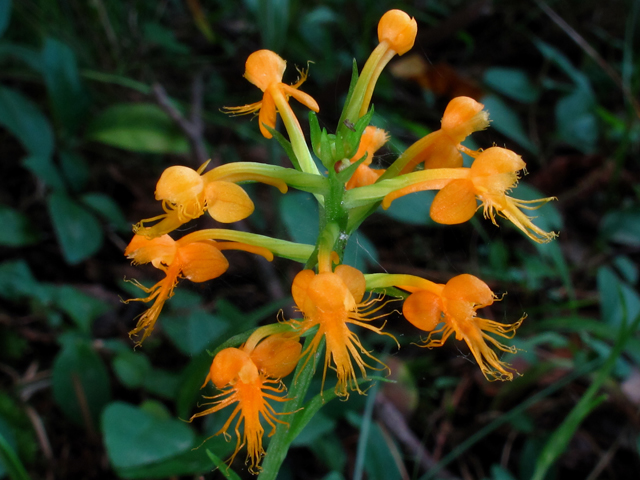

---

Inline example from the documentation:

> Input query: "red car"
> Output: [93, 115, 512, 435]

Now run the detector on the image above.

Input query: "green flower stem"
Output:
[205, 162, 328, 195]
[179, 229, 314, 262]
[341, 42, 390, 128]
[343, 168, 470, 208]
[258, 336, 324, 480]
[270, 87, 320, 177]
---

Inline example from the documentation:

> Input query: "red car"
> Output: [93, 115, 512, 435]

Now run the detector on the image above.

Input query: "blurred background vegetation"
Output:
[1, 0, 639, 479]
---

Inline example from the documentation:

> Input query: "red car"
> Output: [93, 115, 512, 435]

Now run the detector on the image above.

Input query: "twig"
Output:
[375, 394, 462, 480]
[534, 0, 640, 117]
[152, 78, 209, 166]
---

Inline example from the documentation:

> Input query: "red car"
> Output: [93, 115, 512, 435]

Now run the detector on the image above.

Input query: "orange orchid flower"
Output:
[399, 96, 490, 174]
[400, 274, 523, 381]
[289, 264, 395, 397]
[345, 126, 388, 190]
[223, 50, 319, 139]
[124, 233, 273, 345]
[190, 331, 301, 473]
[134, 162, 287, 238]
[383, 146, 557, 243]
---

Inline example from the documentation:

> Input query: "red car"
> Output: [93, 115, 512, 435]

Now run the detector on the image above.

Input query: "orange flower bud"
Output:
[378, 10, 418, 55]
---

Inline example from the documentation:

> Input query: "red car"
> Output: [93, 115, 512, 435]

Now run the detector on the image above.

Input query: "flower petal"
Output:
[429, 179, 477, 224]
[205, 181, 255, 223]
[178, 241, 229, 283]
[403, 290, 442, 331]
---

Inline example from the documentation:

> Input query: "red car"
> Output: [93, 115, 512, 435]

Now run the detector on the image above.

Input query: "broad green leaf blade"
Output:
[0, 0, 12, 37]
[0, 428, 30, 480]
[22, 154, 66, 192]
[162, 309, 230, 356]
[52, 338, 112, 427]
[482, 94, 539, 154]
[86, 103, 190, 154]
[0, 85, 54, 157]
[52, 284, 111, 333]
[47, 192, 103, 264]
[102, 402, 195, 470]
[80, 192, 130, 233]
[0, 204, 39, 246]
[483, 67, 540, 103]
[41, 38, 89, 133]
[280, 191, 319, 244]
[112, 351, 152, 389]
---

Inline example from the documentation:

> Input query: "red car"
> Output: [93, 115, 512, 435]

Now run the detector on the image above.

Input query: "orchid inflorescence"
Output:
[124, 9, 557, 475]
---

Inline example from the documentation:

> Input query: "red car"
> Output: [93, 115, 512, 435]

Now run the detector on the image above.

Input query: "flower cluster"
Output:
[124, 8, 557, 474]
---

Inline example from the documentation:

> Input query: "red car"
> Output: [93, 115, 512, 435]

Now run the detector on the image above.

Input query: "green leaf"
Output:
[555, 86, 598, 153]
[0, 42, 42, 72]
[142, 22, 190, 54]
[601, 205, 640, 246]
[381, 190, 436, 225]
[0, 260, 46, 303]
[102, 402, 195, 470]
[47, 192, 103, 264]
[52, 338, 111, 427]
[86, 103, 190, 154]
[206, 450, 241, 480]
[0, 0, 12, 38]
[112, 351, 152, 389]
[119, 442, 211, 479]
[21, 154, 66, 192]
[483, 67, 540, 103]
[343, 231, 378, 272]
[0, 85, 54, 157]
[59, 151, 89, 192]
[482, 94, 539, 154]
[0, 426, 30, 480]
[597, 266, 640, 328]
[52, 285, 111, 333]
[41, 38, 89, 133]
[162, 309, 230, 356]
[0, 205, 39, 247]
[80, 192, 130, 233]
[142, 368, 181, 400]
[280, 191, 319, 244]
[175, 352, 212, 420]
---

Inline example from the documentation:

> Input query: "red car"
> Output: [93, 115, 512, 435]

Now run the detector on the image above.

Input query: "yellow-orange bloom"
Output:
[289, 265, 394, 397]
[223, 50, 319, 139]
[134, 162, 287, 238]
[345, 126, 388, 190]
[124, 233, 273, 345]
[383, 147, 557, 243]
[190, 332, 301, 473]
[400, 96, 489, 173]
[401, 274, 523, 381]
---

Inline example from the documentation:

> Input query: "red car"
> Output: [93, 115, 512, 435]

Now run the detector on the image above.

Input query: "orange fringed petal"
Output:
[178, 241, 229, 283]
[378, 9, 418, 55]
[204, 181, 255, 223]
[429, 179, 477, 224]
[244, 50, 286, 92]
[250, 333, 302, 379]
[443, 274, 494, 307]
[440, 96, 489, 143]
[403, 290, 442, 332]
[125, 234, 177, 269]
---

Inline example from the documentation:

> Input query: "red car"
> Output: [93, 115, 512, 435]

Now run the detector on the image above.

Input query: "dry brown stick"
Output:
[152, 79, 209, 166]
[534, 0, 640, 118]
[375, 394, 462, 480]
